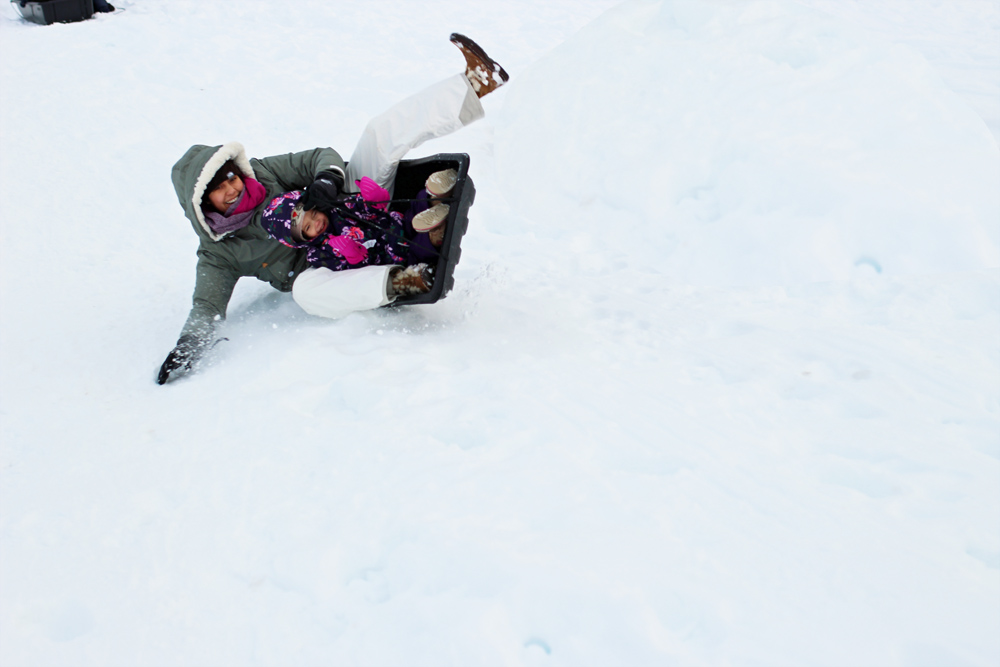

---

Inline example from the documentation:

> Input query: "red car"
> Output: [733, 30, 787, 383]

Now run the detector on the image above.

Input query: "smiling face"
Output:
[207, 172, 245, 213]
[300, 208, 329, 240]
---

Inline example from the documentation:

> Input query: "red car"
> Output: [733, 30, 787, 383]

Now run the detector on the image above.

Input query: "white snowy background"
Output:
[1, 0, 998, 665]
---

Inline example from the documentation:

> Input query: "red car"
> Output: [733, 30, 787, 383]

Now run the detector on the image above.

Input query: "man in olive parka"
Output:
[159, 141, 347, 384]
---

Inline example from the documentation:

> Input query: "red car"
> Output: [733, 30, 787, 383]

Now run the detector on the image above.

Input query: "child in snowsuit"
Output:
[260, 170, 457, 296]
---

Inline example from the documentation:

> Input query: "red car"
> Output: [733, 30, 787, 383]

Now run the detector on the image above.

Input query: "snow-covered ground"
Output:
[1, 0, 997, 665]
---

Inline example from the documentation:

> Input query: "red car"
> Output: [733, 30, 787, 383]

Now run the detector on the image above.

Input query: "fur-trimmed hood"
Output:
[171, 142, 257, 243]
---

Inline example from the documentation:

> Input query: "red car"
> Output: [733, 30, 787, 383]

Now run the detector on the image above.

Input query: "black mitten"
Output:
[300, 171, 345, 211]
[156, 334, 225, 385]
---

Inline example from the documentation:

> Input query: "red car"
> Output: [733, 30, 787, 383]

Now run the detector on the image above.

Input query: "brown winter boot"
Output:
[389, 264, 434, 296]
[450, 33, 509, 98]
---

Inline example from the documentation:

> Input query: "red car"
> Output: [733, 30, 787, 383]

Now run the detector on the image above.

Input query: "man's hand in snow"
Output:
[156, 334, 226, 385]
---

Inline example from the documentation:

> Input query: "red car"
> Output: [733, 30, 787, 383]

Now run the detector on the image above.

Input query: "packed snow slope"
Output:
[497, 0, 1000, 287]
[1, 1, 998, 666]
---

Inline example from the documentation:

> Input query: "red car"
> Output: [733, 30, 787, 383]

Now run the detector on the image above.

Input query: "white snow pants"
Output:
[292, 73, 484, 320]
[293, 264, 394, 320]
[344, 73, 485, 195]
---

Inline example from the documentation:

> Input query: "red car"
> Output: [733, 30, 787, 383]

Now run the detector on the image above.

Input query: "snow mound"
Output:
[496, 0, 1000, 287]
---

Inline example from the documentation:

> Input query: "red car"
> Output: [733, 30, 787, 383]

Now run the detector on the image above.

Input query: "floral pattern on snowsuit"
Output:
[261, 190, 421, 272]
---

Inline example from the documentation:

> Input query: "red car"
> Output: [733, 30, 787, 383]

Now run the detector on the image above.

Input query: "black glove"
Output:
[156, 334, 226, 385]
[299, 171, 344, 211]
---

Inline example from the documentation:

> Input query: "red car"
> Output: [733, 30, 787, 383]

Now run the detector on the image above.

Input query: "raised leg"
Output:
[345, 74, 484, 195]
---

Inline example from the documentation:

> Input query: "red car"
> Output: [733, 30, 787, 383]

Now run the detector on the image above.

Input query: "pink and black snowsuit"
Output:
[260, 190, 439, 271]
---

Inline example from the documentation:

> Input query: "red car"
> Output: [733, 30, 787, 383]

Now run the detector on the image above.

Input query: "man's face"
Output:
[300, 208, 329, 240]
[207, 173, 244, 213]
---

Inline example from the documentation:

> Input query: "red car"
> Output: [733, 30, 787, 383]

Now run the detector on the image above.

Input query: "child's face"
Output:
[301, 209, 329, 240]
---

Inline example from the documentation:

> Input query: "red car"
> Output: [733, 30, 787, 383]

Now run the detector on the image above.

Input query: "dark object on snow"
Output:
[93, 0, 113, 12]
[300, 171, 344, 212]
[387, 153, 475, 307]
[11, 0, 95, 24]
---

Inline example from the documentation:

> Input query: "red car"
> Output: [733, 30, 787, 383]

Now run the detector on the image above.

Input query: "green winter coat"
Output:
[171, 142, 346, 341]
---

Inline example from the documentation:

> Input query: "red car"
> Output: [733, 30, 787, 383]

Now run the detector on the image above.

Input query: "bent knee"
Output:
[292, 266, 395, 319]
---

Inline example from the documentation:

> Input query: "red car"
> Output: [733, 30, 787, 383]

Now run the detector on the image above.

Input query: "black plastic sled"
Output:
[385, 153, 475, 307]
